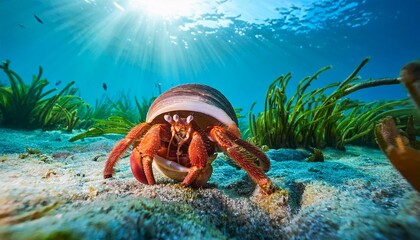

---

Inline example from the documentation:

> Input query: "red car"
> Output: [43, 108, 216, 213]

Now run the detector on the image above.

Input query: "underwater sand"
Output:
[0, 128, 419, 239]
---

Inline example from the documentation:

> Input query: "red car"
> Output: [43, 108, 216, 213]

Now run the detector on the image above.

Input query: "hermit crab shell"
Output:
[146, 84, 239, 132]
[147, 84, 240, 180]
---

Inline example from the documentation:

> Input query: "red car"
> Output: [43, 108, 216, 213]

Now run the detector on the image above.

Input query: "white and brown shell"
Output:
[146, 84, 240, 180]
[146, 83, 239, 132]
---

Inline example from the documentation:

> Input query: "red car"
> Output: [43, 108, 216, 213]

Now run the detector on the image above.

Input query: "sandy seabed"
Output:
[0, 128, 419, 240]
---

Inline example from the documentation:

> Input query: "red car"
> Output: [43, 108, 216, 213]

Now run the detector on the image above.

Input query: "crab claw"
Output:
[130, 148, 149, 184]
[129, 124, 170, 185]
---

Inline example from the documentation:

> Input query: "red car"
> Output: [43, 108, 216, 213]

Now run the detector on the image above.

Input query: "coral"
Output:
[249, 57, 418, 150]
[0, 60, 85, 131]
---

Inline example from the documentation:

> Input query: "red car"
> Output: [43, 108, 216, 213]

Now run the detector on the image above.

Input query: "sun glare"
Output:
[127, 0, 200, 18]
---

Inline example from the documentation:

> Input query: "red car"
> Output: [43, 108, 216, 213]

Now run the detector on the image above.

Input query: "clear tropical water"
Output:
[1, 0, 419, 112]
[1, 2, 420, 239]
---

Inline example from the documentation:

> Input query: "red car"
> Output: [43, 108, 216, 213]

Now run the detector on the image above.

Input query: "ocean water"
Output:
[1, 1, 420, 239]
[1, 0, 419, 113]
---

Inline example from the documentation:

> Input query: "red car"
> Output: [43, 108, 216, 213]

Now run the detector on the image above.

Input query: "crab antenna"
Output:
[165, 113, 176, 158]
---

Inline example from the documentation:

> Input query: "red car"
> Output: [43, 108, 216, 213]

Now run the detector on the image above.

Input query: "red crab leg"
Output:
[104, 122, 151, 178]
[209, 126, 275, 194]
[131, 124, 170, 185]
[182, 131, 213, 187]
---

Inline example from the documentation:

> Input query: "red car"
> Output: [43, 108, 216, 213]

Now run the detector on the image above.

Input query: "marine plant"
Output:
[234, 107, 250, 139]
[69, 94, 154, 141]
[38, 86, 85, 132]
[336, 100, 418, 148]
[77, 95, 117, 130]
[0, 60, 85, 131]
[249, 57, 418, 150]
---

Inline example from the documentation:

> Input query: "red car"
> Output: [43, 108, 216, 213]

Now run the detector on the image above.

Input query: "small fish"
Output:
[18, 24, 26, 28]
[55, 80, 62, 86]
[155, 82, 162, 94]
[34, 14, 43, 24]
[103, 83, 107, 91]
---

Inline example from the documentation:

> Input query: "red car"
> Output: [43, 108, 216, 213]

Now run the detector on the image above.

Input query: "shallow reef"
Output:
[0, 128, 419, 239]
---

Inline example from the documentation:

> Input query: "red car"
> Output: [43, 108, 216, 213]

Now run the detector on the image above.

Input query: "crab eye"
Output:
[186, 115, 193, 123]
[164, 114, 172, 123]
[173, 114, 179, 122]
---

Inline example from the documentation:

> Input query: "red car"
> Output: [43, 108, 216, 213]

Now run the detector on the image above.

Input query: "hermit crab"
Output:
[104, 84, 276, 194]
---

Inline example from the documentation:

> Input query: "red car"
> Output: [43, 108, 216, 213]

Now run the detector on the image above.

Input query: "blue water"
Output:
[1, 0, 419, 113]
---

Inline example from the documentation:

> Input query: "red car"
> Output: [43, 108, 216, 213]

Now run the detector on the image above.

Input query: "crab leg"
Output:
[130, 124, 170, 185]
[209, 126, 275, 194]
[104, 122, 151, 178]
[182, 131, 213, 187]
